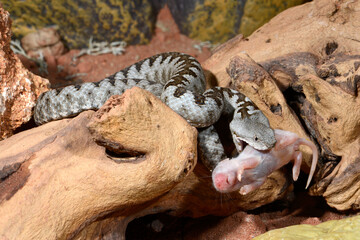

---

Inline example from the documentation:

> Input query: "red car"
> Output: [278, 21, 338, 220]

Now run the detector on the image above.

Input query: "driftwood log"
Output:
[225, 52, 360, 211]
[203, 0, 360, 211]
[0, 87, 288, 239]
[0, 88, 197, 239]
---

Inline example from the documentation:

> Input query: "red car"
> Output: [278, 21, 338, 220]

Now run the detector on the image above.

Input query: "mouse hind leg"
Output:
[274, 129, 299, 151]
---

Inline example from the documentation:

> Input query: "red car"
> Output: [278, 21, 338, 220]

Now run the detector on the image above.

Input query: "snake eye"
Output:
[254, 136, 259, 141]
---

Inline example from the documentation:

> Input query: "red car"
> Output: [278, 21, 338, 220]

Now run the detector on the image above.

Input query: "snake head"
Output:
[230, 110, 276, 151]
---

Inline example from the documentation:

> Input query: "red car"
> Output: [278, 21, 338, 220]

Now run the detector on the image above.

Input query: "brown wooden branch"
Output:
[75, 163, 290, 239]
[0, 87, 198, 239]
[0, 87, 291, 239]
[297, 73, 360, 210]
[227, 53, 315, 170]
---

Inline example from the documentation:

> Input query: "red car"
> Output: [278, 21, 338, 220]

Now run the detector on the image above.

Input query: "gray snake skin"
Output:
[34, 52, 276, 169]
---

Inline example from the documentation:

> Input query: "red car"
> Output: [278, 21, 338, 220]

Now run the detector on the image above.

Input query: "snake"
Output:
[33, 52, 276, 169]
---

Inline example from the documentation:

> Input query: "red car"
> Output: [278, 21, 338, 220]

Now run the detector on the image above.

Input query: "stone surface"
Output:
[3, 0, 307, 48]
[185, 212, 266, 240]
[21, 27, 66, 58]
[19, 5, 212, 88]
[254, 215, 360, 240]
[0, 6, 49, 140]
[166, 0, 306, 44]
[0, 87, 197, 239]
[3, 0, 155, 48]
[238, 0, 307, 37]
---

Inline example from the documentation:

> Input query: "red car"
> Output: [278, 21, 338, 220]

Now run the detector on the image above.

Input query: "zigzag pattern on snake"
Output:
[34, 52, 276, 169]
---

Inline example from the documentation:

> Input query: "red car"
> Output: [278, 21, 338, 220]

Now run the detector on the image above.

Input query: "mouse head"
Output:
[212, 158, 242, 192]
[230, 109, 276, 152]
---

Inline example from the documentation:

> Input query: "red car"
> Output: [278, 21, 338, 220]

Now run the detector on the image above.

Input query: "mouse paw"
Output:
[237, 169, 244, 182]
[234, 157, 260, 183]
[239, 185, 251, 195]
[239, 178, 266, 195]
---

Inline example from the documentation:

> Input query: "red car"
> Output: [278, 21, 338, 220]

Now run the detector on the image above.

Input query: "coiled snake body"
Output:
[34, 52, 276, 169]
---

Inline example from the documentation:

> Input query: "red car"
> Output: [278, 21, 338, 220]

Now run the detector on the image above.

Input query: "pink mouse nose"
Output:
[213, 173, 236, 192]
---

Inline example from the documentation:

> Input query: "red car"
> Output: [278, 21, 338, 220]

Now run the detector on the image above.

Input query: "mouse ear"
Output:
[274, 129, 298, 151]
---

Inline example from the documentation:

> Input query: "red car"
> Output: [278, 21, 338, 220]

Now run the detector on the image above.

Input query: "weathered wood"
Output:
[227, 53, 315, 169]
[0, 87, 290, 239]
[0, 87, 198, 239]
[75, 163, 290, 239]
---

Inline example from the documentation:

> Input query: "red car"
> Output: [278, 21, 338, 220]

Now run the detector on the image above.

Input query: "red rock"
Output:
[185, 212, 266, 240]
[20, 5, 212, 87]
[21, 27, 66, 58]
[0, 6, 49, 140]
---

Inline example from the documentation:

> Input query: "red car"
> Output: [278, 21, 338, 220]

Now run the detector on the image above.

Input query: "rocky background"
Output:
[1, 0, 360, 239]
[2, 0, 307, 48]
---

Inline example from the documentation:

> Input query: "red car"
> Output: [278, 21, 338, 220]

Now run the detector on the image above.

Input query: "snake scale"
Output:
[34, 52, 276, 169]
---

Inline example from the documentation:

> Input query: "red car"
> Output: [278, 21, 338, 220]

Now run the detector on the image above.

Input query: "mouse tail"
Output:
[298, 138, 318, 189]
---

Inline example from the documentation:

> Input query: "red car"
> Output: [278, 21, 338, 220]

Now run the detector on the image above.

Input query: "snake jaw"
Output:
[233, 132, 264, 151]
[233, 133, 244, 152]
[232, 129, 276, 152]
